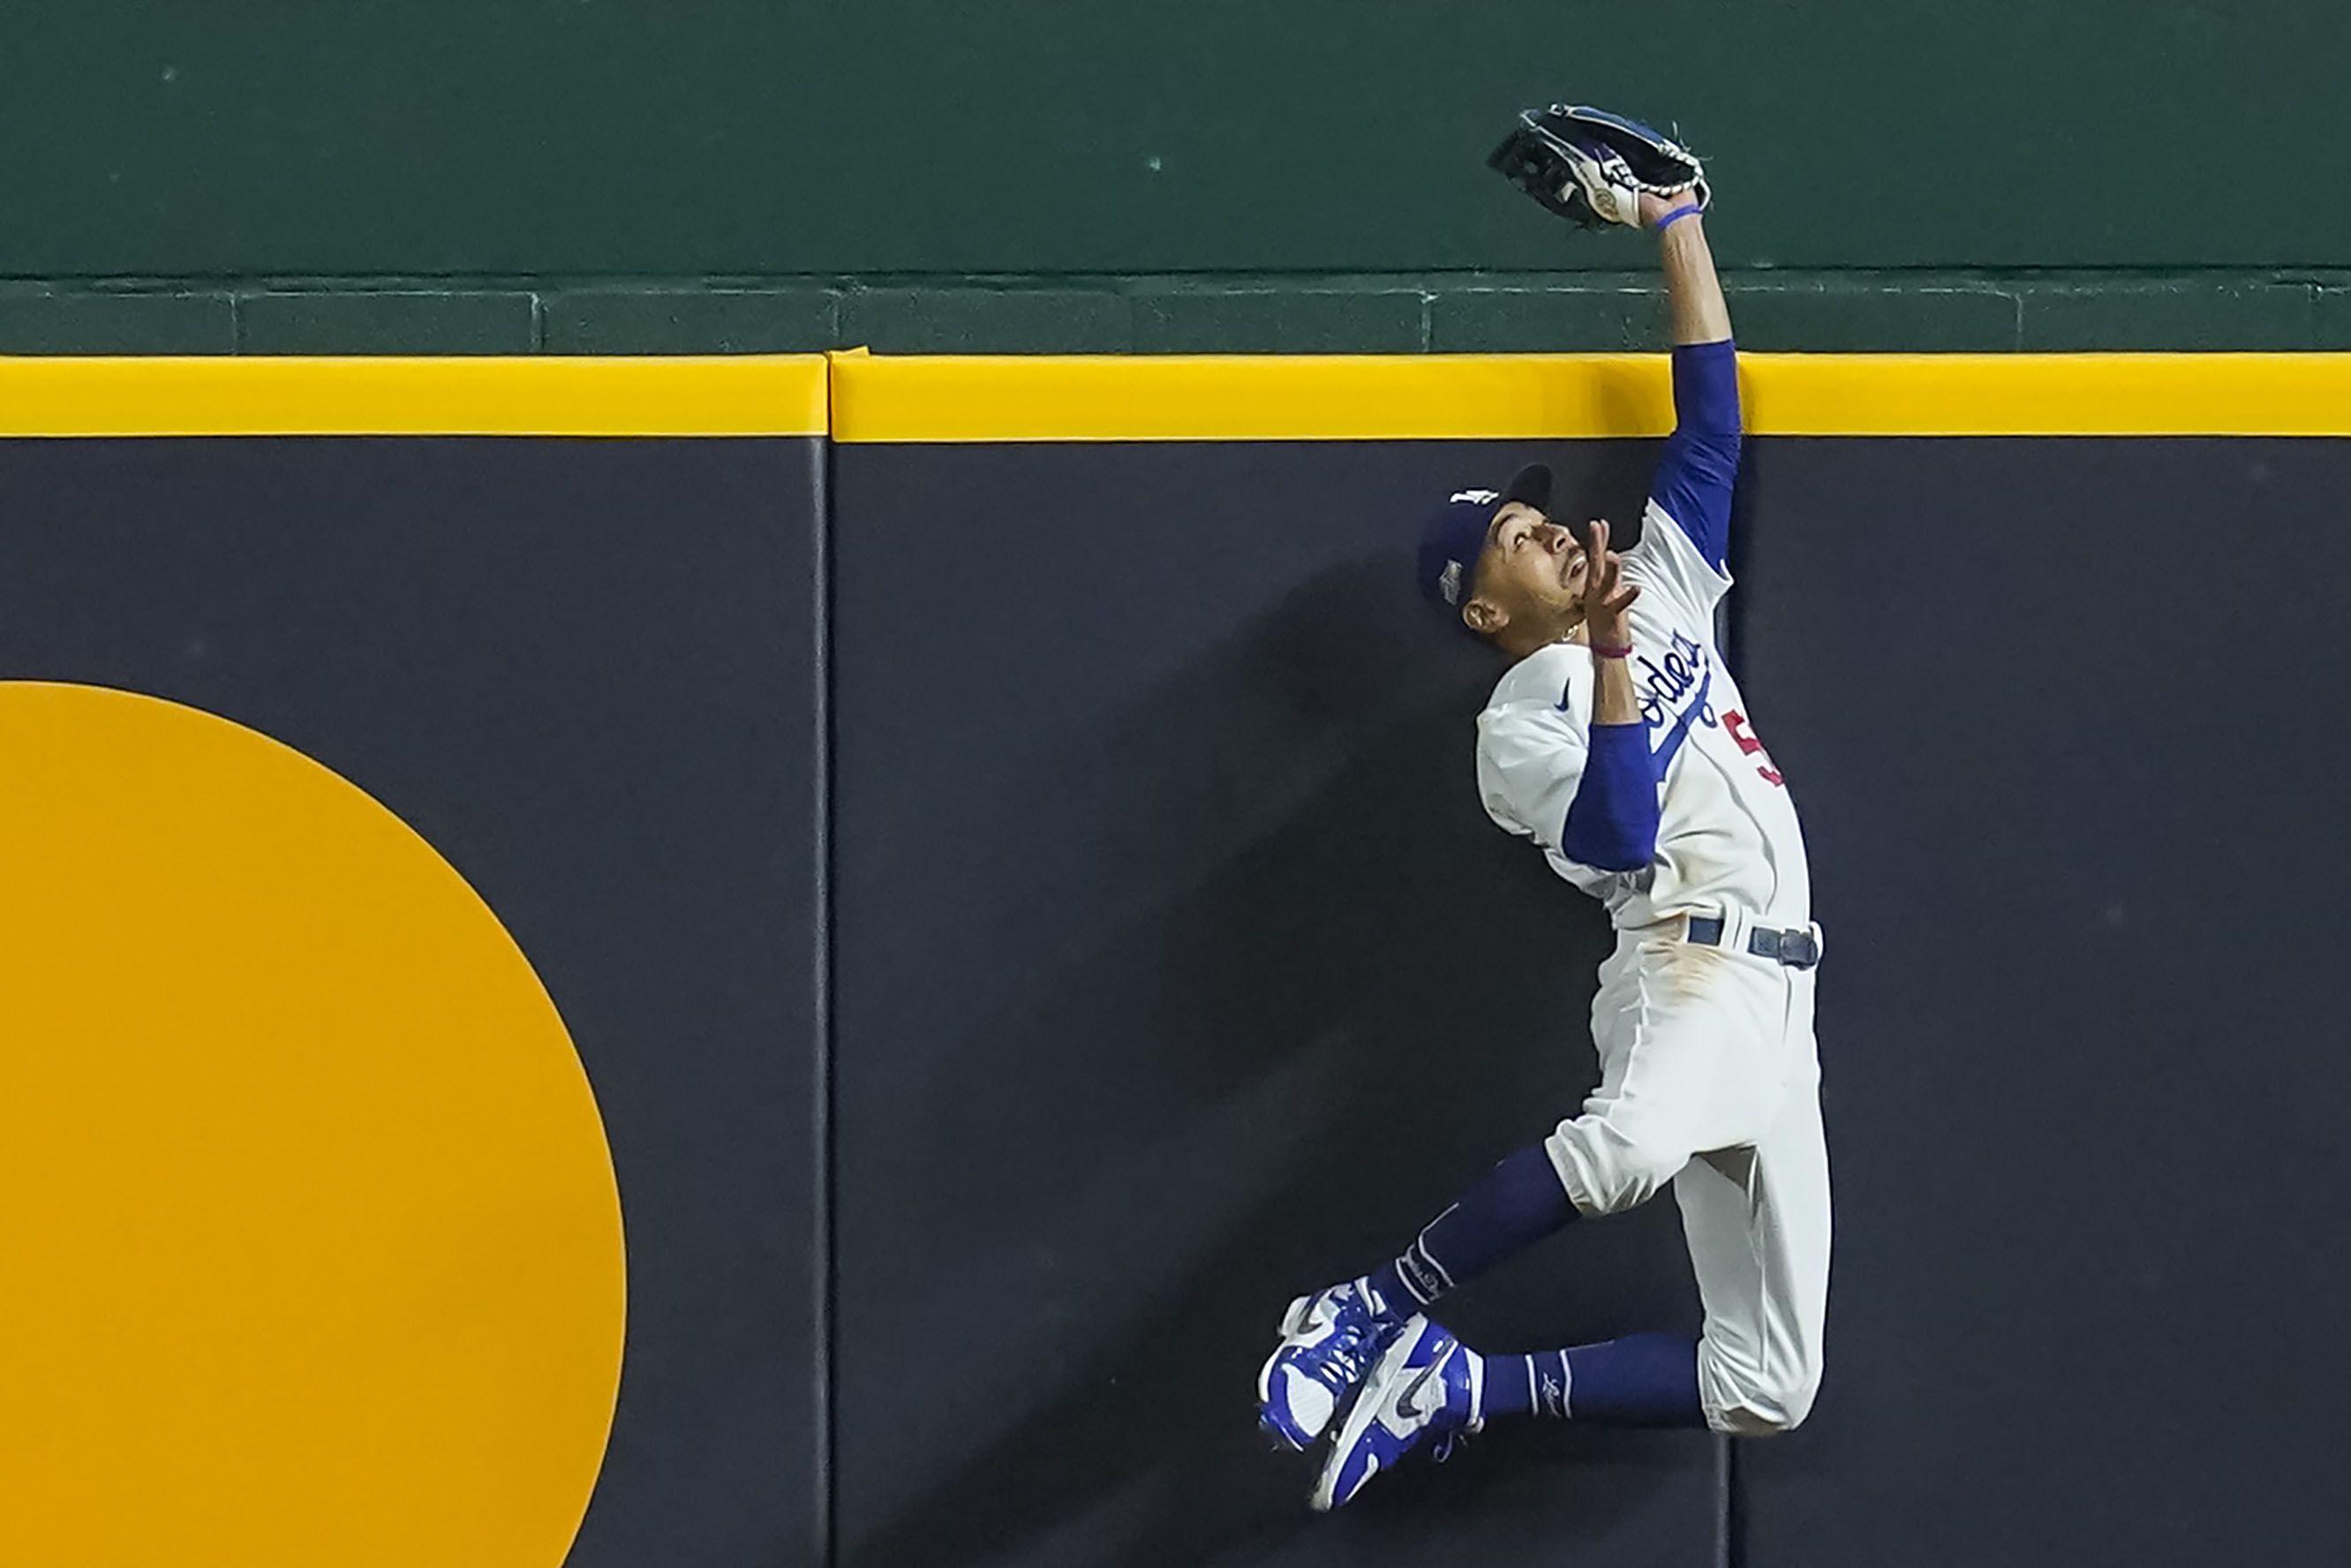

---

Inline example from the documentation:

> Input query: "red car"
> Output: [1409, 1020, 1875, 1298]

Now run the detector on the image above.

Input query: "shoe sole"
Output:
[1309, 1318, 1428, 1512]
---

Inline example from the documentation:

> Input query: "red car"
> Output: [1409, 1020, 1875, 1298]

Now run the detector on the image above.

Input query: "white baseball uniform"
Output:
[1473, 495, 1832, 1436]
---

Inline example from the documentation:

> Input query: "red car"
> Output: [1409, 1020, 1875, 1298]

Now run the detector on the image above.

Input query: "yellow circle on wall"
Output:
[0, 682, 625, 1568]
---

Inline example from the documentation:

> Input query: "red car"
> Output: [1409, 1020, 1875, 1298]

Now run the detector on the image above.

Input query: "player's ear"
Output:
[1462, 597, 1504, 636]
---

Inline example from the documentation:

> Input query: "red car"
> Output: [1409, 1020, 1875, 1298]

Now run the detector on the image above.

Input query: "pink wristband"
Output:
[1591, 643, 1635, 660]
[1652, 203, 1704, 232]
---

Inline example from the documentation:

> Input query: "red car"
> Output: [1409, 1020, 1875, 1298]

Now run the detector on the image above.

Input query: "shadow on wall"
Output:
[842, 554, 1709, 1568]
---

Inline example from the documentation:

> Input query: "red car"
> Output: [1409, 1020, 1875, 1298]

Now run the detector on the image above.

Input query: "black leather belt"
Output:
[1686, 915, 1820, 970]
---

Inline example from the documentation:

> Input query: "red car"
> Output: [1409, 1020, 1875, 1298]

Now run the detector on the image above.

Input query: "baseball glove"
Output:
[1488, 105, 1708, 230]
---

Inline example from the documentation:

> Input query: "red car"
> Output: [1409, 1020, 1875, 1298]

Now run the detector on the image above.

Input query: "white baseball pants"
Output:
[1543, 912, 1833, 1437]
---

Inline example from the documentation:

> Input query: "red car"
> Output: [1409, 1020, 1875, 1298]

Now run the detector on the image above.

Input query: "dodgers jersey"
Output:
[1474, 497, 1811, 930]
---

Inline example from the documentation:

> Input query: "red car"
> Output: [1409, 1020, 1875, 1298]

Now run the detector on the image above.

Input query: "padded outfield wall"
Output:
[2, 353, 2347, 1568]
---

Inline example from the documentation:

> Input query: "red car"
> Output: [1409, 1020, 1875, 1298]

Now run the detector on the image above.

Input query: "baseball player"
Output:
[1256, 112, 1830, 1511]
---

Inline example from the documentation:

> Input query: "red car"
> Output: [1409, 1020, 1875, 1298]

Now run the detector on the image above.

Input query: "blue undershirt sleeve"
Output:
[1559, 720, 1659, 871]
[1647, 339, 1742, 573]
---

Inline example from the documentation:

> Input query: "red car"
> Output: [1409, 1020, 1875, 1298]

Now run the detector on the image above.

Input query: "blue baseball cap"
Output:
[1417, 462, 1554, 621]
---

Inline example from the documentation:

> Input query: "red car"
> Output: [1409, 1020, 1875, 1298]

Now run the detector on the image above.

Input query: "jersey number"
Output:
[1722, 710, 1785, 788]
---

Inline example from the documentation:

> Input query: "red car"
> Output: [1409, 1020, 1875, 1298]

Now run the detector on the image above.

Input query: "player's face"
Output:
[1469, 501, 1590, 629]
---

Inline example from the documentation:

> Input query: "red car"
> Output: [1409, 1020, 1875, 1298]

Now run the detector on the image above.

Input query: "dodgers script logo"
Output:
[1639, 629, 1717, 778]
[1635, 629, 1714, 733]
[1566, 626, 1716, 770]
[1560, 625, 1787, 788]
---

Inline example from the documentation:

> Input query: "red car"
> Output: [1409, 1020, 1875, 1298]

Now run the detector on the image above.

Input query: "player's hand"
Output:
[1635, 190, 1679, 227]
[1579, 518, 1639, 648]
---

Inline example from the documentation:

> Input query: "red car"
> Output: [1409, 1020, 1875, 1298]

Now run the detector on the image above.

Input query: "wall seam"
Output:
[1714, 1436, 1734, 1568]
[810, 426, 840, 1567]
[1716, 440, 1757, 1568]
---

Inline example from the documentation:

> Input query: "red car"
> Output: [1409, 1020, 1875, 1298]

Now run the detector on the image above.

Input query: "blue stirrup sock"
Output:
[1363, 1143, 1576, 1318]
[1474, 1334, 1706, 1428]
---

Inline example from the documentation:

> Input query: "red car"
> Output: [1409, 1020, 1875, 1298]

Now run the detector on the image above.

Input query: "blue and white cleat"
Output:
[1255, 1279, 1405, 1451]
[1309, 1315, 1483, 1511]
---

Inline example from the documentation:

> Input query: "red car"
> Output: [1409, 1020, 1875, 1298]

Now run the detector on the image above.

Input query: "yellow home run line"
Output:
[4, 351, 2349, 439]
[0, 356, 832, 437]
[829, 352, 2351, 441]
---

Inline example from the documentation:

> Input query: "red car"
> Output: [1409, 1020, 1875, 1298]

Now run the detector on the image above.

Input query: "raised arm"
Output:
[1548, 205, 1730, 873]
[1639, 192, 1739, 573]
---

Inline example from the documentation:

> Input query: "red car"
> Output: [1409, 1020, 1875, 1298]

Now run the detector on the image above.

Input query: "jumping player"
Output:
[1256, 178, 1830, 1511]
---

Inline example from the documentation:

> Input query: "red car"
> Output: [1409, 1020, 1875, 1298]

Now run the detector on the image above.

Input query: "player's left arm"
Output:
[1639, 191, 1738, 574]
[1558, 524, 1655, 871]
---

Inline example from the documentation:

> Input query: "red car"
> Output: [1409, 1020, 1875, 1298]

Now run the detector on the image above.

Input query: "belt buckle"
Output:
[1748, 924, 1820, 970]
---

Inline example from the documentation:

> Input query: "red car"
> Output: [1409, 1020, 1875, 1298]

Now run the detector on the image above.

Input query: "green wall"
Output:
[3, 0, 2345, 352]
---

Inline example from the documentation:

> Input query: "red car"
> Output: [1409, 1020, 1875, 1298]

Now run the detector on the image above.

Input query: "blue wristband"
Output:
[1652, 203, 1704, 232]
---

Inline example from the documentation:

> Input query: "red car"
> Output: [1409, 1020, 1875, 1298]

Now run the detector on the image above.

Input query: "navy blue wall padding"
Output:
[1733, 437, 2351, 1568]
[14, 426, 2344, 1568]
[830, 439, 1715, 1568]
[0, 436, 828, 1568]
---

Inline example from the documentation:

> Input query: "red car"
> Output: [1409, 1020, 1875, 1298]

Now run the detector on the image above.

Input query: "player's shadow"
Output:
[840, 555, 1712, 1568]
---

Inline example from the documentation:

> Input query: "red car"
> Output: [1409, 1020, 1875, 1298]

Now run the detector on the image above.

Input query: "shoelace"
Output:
[1309, 1314, 1378, 1391]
